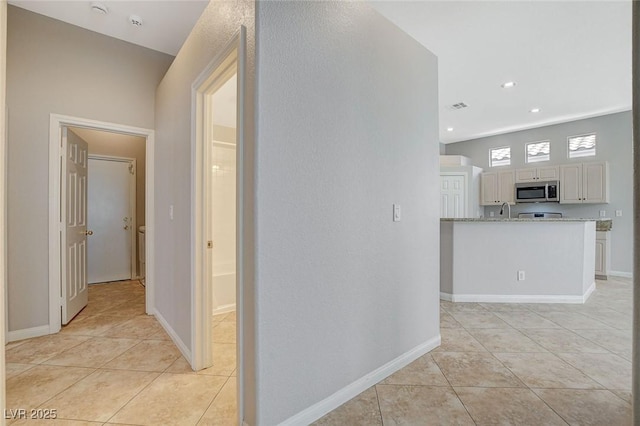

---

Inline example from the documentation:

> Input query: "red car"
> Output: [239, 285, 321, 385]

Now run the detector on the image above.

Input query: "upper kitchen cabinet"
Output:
[560, 161, 609, 204]
[515, 166, 559, 183]
[480, 170, 515, 206]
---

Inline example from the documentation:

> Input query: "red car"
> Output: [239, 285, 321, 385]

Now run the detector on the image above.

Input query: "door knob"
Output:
[84, 230, 94, 236]
[124, 225, 130, 230]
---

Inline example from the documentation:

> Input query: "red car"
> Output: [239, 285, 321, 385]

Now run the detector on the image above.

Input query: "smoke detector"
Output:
[90, 2, 108, 14]
[129, 15, 143, 27]
[448, 102, 469, 111]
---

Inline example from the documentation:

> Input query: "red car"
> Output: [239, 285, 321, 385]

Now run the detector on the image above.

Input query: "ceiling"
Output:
[371, 1, 632, 144]
[8, 0, 208, 56]
[8, 1, 632, 144]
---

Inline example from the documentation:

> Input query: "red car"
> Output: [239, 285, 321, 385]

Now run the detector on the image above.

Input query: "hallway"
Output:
[5, 281, 237, 425]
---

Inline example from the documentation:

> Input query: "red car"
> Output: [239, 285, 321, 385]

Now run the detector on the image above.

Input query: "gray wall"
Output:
[445, 111, 633, 275]
[6, 6, 173, 331]
[256, 2, 440, 423]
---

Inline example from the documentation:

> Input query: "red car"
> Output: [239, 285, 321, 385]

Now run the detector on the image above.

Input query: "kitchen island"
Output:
[440, 218, 596, 303]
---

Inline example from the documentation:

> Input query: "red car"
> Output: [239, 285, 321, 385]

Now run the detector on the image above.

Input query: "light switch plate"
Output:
[393, 204, 401, 222]
[170, 205, 174, 220]
[616, 210, 622, 217]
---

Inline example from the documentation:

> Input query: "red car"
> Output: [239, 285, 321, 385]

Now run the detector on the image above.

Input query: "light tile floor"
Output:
[5, 280, 237, 426]
[315, 277, 633, 425]
[6, 278, 633, 425]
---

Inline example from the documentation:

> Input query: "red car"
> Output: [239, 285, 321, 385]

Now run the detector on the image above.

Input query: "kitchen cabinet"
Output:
[595, 231, 610, 279]
[560, 161, 609, 204]
[480, 170, 515, 206]
[440, 166, 483, 218]
[515, 166, 559, 183]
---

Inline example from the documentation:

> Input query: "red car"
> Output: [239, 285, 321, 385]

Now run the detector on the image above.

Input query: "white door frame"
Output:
[87, 154, 137, 281]
[191, 27, 245, 421]
[48, 114, 155, 334]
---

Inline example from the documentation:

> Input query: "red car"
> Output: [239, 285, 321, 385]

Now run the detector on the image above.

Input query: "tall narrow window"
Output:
[568, 133, 596, 158]
[526, 140, 550, 163]
[490, 146, 511, 167]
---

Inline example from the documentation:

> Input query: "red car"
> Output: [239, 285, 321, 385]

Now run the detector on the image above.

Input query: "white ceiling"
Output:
[8, 0, 209, 56]
[371, 1, 632, 144]
[9, 1, 632, 144]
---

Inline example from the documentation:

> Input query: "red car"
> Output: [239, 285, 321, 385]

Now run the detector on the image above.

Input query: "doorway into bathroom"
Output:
[192, 30, 245, 423]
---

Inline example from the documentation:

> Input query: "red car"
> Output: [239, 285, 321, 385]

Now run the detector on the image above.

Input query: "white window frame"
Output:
[567, 132, 597, 159]
[489, 146, 511, 167]
[525, 140, 551, 164]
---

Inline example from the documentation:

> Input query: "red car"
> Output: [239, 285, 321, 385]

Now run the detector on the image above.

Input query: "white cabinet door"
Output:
[594, 238, 605, 276]
[537, 166, 559, 181]
[515, 168, 537, 183]
[480, 172, 499, 206]
[560, 164, 582, 203]
[561, 162, 608, 204]
[583, 162, 608, 203]
[440, 174, 466, 218]
[498, 170, 515, 204]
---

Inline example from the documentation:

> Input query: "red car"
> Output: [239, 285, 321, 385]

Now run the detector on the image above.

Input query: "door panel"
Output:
[440, 175, 465, 218]
[87, 158, 133, 283]
[62, 128, 89, 324]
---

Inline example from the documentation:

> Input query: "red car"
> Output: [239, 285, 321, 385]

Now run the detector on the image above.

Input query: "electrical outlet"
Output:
[599, 210, 606, 217]
[517, 270, 525, 281]
[615, 210, 622, 217]
[489, 211, 495, 217]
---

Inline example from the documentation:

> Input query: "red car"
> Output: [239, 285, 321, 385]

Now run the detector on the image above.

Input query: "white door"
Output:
[87, 158, 133, 283]
[61, 128, 89, 324]
[440, 174, 465, 218]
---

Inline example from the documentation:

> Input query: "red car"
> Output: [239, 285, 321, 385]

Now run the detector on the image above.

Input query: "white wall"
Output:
[211, 141, 236, 310]
[255, 2, 440, 423]
[5, 6, 173, 332]
[445, 111, 633, 275]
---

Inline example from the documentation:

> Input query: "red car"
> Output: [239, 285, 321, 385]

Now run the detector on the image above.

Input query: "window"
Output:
[490, 146, 511, 167]
[568, 133, 596, 159]
[526, 140, 550, 163]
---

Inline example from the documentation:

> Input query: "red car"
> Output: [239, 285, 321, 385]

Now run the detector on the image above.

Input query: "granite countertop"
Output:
[441, 218, 597, 223]
[441, 217, 613, 231]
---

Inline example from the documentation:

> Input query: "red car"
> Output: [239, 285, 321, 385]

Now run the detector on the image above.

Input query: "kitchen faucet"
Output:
[500, 202, 511, 219]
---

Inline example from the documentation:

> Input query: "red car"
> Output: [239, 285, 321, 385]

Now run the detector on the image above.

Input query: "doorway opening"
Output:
[48, 114, 155, 334]
[192, 28, 245, 423]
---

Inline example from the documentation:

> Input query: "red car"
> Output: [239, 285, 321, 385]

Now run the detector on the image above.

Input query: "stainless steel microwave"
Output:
[515, 180, 559, 203]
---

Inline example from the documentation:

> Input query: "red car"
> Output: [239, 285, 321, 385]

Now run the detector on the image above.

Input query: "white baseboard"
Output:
[439, 292, 453, 301]
[7, 325, 50, 343]
[152, 308, 192, 364]
[212, 303, 236, 316]
[278, 334, 441, 426]
[440, 286, 595, 304]
[610, 271, 633, 279]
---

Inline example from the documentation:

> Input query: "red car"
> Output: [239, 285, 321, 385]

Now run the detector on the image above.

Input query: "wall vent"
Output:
[449, 102, 468, 110]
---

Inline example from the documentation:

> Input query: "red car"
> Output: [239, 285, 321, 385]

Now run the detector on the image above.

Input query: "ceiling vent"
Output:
[449, 102, 468, 110]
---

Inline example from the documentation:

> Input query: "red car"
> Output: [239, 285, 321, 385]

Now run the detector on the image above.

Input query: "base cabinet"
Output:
[595, 231, 610, 279]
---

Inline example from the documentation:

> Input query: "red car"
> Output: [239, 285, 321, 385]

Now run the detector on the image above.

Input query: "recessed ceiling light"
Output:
[90, 2, 108, 14]
[129, 15, 143, 26]
[530, 108, 541, 113]
[446, 127, 454, 132]
[501, 81, 516, 89]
